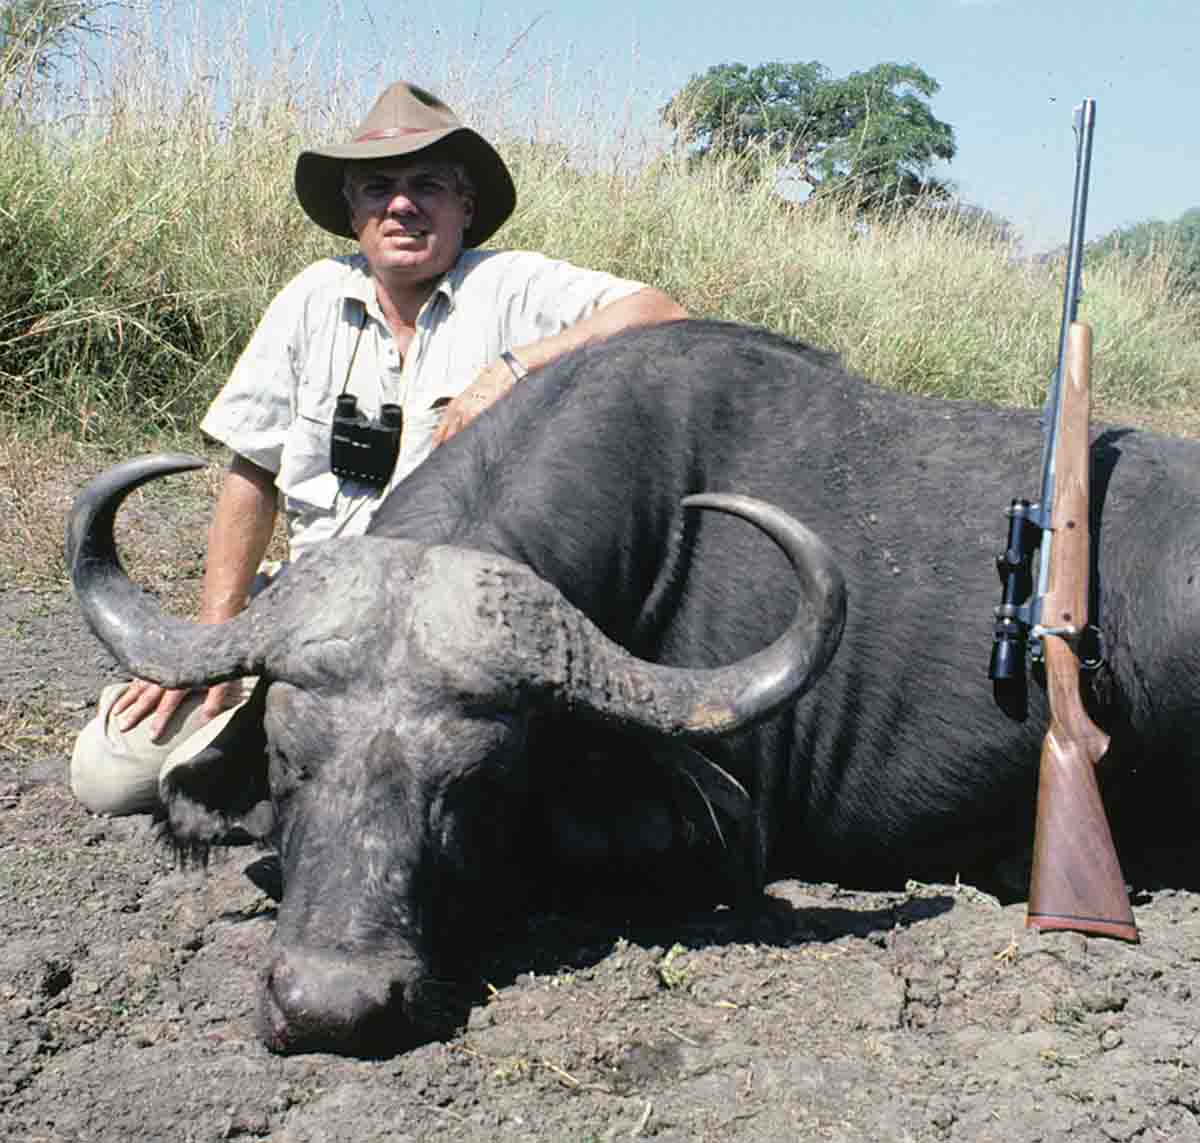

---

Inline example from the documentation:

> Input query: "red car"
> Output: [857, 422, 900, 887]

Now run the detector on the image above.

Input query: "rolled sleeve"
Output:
[200, 267, 317, 474]
[513, 259, 648, 343]
[490, 252, 646, 344]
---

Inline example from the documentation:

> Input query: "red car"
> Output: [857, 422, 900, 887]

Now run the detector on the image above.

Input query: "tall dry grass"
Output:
[0, 0, 1197, 451]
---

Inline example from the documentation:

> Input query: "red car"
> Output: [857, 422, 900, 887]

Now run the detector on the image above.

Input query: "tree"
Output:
[661, 60, 957, 210]
[1091, 207, 1200, 302]
[1, 0, 102, 104]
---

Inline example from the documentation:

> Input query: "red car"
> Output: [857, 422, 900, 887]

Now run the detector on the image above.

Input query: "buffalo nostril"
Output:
[260, 950, 396, 1055]
[257, 945, 471, 1057]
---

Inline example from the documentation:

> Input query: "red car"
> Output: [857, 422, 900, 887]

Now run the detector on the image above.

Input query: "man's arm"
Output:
[432, 287, 686, 446]
[112, 453, 278, 738]
[506, 286, 687, 374]
[198, 454, 280, 624]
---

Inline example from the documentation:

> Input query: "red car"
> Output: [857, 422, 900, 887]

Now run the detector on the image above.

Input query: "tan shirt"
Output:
[201, 249, 645, 557]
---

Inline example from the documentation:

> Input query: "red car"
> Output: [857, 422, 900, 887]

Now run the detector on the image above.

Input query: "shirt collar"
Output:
[338, 250, 480, 324]
[435, 249, 489, 312]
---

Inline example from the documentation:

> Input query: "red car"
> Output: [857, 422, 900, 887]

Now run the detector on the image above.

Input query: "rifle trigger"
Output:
[1079, 624, 1107, 672]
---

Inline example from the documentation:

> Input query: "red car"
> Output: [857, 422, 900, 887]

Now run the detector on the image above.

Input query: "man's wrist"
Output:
[499, 349, 529, 382]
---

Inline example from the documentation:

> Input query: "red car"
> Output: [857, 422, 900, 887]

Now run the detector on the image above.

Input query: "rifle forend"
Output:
[1025, 322, 1138, 942]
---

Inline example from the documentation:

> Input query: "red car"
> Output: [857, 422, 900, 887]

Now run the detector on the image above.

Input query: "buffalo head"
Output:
[68, 454, 845, 1055]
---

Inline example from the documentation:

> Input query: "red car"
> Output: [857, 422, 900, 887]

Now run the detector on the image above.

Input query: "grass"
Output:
[0, 435, 87, 588]
[1, 0, 1199, 589]
[0, 432, 228, 587]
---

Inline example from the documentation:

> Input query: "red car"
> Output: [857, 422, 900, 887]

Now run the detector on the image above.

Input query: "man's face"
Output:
[345, 157, 475, 288]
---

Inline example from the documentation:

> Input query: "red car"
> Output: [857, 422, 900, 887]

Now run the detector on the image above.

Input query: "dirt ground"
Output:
[4, 464, 1200, 1143]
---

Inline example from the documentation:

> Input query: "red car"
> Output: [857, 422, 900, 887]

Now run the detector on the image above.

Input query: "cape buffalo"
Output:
[68, 318, 1198, 1056]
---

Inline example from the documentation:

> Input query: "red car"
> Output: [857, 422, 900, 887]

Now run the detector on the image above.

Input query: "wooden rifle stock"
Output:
[1026, 322, 1138, 942]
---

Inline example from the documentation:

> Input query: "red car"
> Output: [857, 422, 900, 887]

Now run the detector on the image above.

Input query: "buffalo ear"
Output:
[159, 680, 273, 855]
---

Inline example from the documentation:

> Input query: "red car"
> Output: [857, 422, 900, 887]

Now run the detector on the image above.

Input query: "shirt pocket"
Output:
[277, 407, 338, 513]
[392, 399, 451, 485]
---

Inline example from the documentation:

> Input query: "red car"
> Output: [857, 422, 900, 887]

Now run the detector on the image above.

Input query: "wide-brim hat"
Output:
[294, 82, 516, 247]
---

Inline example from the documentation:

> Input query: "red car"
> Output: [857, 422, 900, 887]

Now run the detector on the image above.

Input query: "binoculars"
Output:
[330, 394, 402, 488]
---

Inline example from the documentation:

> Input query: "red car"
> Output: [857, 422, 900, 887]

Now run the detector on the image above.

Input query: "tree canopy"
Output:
[660, 60, 957, 210]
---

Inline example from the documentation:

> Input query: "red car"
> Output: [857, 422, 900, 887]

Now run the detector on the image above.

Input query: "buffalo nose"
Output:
[260, 947, 397, 1056]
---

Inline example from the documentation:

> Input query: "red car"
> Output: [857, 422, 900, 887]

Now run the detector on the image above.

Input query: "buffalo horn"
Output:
[67, 454, 277, 688]
[489, 493, 846, 738]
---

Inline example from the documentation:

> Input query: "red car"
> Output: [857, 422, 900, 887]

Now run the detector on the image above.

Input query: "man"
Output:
[70, 81, 686, 816]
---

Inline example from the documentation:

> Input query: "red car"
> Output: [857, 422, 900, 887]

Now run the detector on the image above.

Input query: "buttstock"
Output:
[1027, 638, 1138, 942]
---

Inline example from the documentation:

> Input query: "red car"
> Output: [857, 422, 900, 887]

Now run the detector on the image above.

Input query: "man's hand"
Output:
[431, 358, 519, 448]
[111, 679, 238, 742]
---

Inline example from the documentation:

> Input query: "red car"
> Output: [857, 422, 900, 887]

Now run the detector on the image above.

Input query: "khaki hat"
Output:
[294, 82, 516, 247]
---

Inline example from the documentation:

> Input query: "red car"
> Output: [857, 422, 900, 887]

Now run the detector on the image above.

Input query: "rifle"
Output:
[988, 99, 1138, 942]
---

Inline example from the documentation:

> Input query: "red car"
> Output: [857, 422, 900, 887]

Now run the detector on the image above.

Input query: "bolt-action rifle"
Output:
[988, 99, 1138, 942]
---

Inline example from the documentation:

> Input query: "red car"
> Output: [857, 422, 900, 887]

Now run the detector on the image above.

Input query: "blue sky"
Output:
[280, 0, 1198, 252]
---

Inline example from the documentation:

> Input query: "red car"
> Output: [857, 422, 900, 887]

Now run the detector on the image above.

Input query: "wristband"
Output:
[500, 349, 529, 382]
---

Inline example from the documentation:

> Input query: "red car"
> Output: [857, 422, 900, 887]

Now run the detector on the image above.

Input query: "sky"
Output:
[268, 0, 1198, 253]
